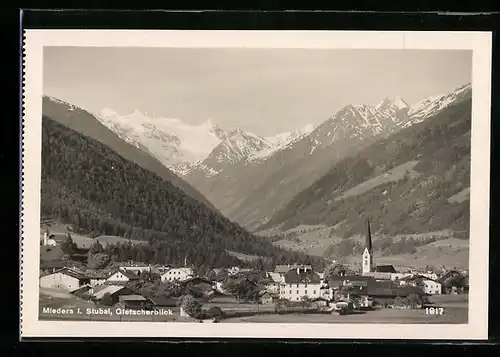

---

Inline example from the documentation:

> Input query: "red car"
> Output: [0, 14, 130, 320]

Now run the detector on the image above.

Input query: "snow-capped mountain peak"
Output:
[94, 109, 229, 175]
[404, 83, 472, 127]
[375, 96, 409, 112]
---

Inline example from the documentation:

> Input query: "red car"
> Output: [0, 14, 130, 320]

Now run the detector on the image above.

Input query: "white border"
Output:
[21, 30, 492, 340]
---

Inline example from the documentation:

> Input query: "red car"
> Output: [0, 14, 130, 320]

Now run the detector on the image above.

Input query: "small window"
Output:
[313, 290, 316, 294]
[289, 290, 291, 294]
[305, 290, 308, 294]
[296, 284, 299, 288]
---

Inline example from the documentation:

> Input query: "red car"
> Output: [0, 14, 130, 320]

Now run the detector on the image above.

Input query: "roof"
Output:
[365, 219, 373, 253]
[284, 270, 321, 284]
[40, 260, 66, 269]
[149, 296, 178, 306]
[350, 282, 425, 297]
[275, 264, 312, 274]
[119, 294, 147, 301]
[268, 272, 284, 283]
[327, 275, 374, 286]
[108, 269, 140, 280]
[375, 265, 397, 273]
[93, 285, 128, 300]
[51, 267, 89, 280]
[180, 276, 213, 286]
[162, 267, 194, 276]
[363, 272, 393, 280]
[401, 275, 441, 283]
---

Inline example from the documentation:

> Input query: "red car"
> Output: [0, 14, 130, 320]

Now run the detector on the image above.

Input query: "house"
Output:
[349, 281, 425, 307]
[265, 272, 284, 294]
[119, 265, 152, 275]
[399, 275, 442, 295]
[160, 267, 194, 282]
[179, 277, 214, 297]
[206, 290, 238, 304]
[85, 270, 109, 286]
[39, 267, 91, 292]
[258, 291, 274, 304]
[363, 272, 393, 281]
[117, 295, 152, 310]
[40, 260, 66, 275]
[69, 284, 92, 298]
[438, 270, 466, 294]
[275, 264, 312, 277]
[374, 265, 397, 273]
[327, 275, 374, 290]
[311, 297, 330, 307]
[41, 231, 57, 246]
[92, 285, 135, 305]
[390, 273, 412, 281]
[107, 269, 140, 283]
[279, 266, 322, 302]
[148, 296, 178, 309]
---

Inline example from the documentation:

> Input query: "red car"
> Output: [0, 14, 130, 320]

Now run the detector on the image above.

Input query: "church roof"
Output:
[365, 219, 373, 253]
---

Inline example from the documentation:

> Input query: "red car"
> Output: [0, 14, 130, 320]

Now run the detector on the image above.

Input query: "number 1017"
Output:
[425, 307, 444, 315]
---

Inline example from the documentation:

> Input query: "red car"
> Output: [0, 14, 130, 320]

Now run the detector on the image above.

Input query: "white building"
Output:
[119, 265, 152, 274]
[399, 276, 442, 295]
[41, 231, 57, 247]
[266, 272, 284, 295]
[107, 269, 140, 283]
[161, 267, 194, 283]
[39, 268, 90, 292]
[279, 266, 322, 302]
[362, 220, 374, 275]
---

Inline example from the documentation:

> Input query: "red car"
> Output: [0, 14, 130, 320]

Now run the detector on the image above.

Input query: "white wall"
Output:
[161, 268, 193, 282]
[40, 273, 81, 291]
[107, 271, 130, 282]
[280, 283, 322, 301]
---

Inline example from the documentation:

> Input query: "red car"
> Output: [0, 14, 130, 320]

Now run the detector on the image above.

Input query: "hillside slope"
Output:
[186, 84, 471, 231]
[263, 98, 472, 239]
[42, 96, 216, 211]
[41, 116, 323, 269]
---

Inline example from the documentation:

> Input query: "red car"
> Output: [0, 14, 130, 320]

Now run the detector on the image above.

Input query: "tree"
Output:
[405, 293, 423, 309]
[89, 240, 104, 256]
[324, 262, 352, 280]
[87, 253, 111, 269]
[61, 233, 77, 254]
[179, 295, 202, 319]
[100, 292, 113, 306]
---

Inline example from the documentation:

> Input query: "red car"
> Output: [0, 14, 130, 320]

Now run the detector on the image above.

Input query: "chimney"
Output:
[297, 267, 300, 275]
[43, 231, 48, 246]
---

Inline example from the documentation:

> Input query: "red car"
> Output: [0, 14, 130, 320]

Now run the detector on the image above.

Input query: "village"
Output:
[39, 221, 469, 323]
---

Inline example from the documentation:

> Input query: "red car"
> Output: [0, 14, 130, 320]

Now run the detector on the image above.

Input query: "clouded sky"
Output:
[44, 47, 471, 136]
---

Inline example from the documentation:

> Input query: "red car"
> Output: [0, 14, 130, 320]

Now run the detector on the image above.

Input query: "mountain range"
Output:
[42, 81, 472, 266]
[185, 83, 471, 231]
[40, 107, 322, 270]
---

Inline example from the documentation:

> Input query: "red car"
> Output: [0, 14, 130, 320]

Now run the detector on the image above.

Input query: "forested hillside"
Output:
[42, 96, 216, 211]
[263, 98, 472, 239]
[41, 116, 324, 270]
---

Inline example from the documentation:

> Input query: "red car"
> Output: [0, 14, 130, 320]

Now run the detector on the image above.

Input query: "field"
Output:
[222, 294, 468, 324]
[39, 285, 468, 324]
[41, 222, 148, 248]
[336, 160, 421, 201]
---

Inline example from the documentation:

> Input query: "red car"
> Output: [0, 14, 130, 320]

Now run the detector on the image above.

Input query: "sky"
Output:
[43, 47, 472, 136]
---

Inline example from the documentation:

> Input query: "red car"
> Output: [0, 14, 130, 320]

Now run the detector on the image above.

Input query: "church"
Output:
[361, 220, 398, 279]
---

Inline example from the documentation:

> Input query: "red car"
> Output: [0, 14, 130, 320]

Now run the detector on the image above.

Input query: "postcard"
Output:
[20, 29, 491, 340]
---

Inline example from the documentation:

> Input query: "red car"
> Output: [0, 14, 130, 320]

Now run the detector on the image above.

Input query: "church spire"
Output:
[365, 219, 373, 254]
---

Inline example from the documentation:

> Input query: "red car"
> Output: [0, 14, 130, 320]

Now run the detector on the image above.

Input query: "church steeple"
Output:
[365, 219, 373, 254]
[362, 219, 373, 274]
